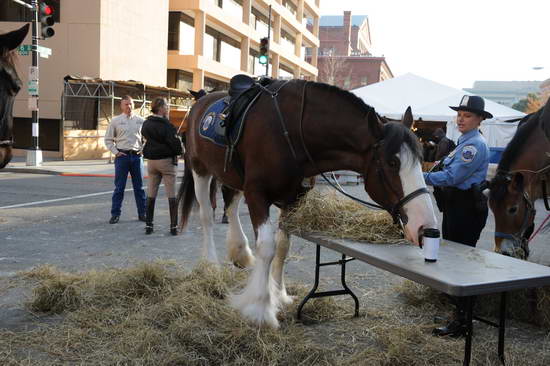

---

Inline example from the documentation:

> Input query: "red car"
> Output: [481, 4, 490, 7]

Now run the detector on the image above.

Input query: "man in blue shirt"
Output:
[424, 95, 492, 337]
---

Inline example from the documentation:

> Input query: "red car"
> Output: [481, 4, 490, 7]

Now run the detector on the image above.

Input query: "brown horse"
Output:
[178, 78, 437, 327]
[489, 99, 550, 259]
[0, 24, 29, 169]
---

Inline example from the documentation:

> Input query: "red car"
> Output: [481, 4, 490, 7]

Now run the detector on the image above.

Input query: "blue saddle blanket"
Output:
[198, 98, 230, 147]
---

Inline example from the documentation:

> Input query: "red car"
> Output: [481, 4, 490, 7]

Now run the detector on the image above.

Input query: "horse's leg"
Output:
[230, 192, 279, 327]
[209, 177, 217, 219]
[192, 171, 219, 264]
[225, 189, 255, 268]
[272, 222, 294, 305]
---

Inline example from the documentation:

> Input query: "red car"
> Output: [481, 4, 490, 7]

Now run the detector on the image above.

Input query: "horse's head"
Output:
[364, 107, 438, 246]
[489, 171, 534, 259]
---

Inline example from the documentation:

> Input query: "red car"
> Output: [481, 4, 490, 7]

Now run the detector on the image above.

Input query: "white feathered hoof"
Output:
[229, 290, 280, 328]
[277, 286, 295, 306]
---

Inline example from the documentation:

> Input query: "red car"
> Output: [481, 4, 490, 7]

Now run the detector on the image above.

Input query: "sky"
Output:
[319, 0, 550, 89]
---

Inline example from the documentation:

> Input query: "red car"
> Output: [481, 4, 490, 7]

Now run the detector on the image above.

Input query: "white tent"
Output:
[351, 73, 526, 147]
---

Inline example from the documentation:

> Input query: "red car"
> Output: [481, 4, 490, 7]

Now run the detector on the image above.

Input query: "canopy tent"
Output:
[351, 73, 525, 147]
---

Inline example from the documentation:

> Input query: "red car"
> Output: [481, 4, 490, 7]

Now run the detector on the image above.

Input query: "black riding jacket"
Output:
[142, 115, 183, 160]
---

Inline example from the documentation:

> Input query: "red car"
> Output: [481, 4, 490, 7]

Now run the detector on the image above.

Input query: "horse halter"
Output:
[493, 170, 537, 258]
[368, 142, 429, 225]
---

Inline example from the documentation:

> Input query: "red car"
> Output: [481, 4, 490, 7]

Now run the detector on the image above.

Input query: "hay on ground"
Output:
[1, 263, 550, 365]
[281, 189, 406, 243]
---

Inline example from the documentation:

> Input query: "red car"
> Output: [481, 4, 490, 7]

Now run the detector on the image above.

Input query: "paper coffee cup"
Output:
[423, 228, 440, 262]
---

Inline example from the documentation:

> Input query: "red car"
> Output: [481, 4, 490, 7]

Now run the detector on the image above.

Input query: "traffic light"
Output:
[259, 37, 269, 65]
[39, 2, 55, 39]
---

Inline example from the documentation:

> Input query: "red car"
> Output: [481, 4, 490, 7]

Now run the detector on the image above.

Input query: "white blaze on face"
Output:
[398, 145, 438, 245]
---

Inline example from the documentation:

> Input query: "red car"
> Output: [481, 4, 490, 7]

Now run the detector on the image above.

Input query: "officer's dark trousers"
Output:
[441, 187, 488, 247]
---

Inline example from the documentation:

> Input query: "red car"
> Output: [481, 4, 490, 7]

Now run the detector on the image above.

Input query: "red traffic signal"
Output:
[39, 3, 55, 39]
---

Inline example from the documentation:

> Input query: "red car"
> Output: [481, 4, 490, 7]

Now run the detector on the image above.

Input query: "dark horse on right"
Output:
[489, 98, 550, 259]
[0, 24, 29, 169]
[178, 77, 437, 327]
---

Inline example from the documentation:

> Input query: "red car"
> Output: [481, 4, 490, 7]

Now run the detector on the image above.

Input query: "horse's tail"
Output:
[177, 157, 196, 231]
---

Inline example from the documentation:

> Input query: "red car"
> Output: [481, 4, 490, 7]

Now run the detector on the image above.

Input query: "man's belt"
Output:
[118, 149, 141, 155]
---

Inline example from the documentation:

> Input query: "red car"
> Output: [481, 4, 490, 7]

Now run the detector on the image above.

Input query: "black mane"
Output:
[489, 110, 541, 201]
[308, 81, 422, 163]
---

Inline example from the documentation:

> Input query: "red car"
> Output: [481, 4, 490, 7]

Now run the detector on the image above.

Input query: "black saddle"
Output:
[228, 74, 255, 102]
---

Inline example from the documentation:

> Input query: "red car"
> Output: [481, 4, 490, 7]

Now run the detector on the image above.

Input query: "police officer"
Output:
[423, 95, 492, 337]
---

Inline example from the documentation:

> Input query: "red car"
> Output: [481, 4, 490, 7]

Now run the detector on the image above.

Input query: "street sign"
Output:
[28, 80, 39, 96]
[37, 45, 52, 58]
[17, 44, 31, 56]
[17, 45, 52, 58]
[29, 66, 38, 81]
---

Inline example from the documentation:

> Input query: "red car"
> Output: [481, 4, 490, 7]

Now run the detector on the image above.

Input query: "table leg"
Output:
[463, 296, 474, 366]
[340, 253, 359, 317]
[297, 245, 322, 320]
[498, 292, 507, 365]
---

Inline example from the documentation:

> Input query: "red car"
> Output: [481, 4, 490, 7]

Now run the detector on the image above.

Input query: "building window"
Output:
[0, 0, 60, 22]
[167, 69, 193, 91]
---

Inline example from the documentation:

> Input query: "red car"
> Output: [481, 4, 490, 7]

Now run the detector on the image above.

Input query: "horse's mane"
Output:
[489, 110, 541, 201]
[308, 81, 422, 163]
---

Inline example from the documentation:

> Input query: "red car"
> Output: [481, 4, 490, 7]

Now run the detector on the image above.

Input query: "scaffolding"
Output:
[62, 76, 193, 130]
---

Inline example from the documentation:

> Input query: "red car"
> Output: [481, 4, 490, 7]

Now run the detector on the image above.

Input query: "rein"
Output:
[295, 81, 428, 225]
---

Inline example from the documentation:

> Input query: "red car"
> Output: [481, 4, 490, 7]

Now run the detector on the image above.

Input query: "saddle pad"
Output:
[198, 98, 229, 147]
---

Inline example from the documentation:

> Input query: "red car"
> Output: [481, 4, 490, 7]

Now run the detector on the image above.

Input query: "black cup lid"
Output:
[423, 228, 440, 238]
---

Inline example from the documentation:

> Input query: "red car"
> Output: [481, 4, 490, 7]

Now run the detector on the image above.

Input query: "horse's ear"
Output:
[367, 109, 384, 139]
[508, 172, 524, 193]
[402, 106, 414, 129]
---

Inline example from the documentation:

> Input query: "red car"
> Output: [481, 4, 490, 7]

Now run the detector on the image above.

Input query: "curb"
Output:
[2, 167, 61, 175]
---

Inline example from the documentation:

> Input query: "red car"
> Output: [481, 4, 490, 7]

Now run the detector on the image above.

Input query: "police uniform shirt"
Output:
[423, 128, 489, 190]
[104, 113, 145, 155]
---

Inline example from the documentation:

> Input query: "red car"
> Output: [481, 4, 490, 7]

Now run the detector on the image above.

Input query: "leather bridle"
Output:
[493, 165, 550, 257]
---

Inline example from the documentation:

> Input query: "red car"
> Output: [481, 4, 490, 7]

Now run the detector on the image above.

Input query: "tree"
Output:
[512, 93, 541, 113]
[318, 52, 351, 89]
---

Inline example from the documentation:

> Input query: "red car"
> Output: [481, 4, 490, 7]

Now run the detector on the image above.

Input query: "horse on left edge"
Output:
[0, 24, 29, 169]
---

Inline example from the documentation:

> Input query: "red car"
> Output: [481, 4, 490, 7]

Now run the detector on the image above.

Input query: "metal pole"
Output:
[26, 0, 42, 165]
[265, 5, 271, 77]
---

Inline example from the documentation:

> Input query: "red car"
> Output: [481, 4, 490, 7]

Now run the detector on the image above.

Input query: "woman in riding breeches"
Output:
[142, 98, 183, 235]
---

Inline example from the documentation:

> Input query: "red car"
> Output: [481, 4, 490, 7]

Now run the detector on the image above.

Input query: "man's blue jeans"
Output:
[111, 153, 146, 217]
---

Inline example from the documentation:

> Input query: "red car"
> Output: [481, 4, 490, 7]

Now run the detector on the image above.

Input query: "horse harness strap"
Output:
[258, 81, 297, 159]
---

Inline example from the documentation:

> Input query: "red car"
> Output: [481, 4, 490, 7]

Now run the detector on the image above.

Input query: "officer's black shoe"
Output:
[138, 215, 146, 222]
[221, 213, 228, 224]
[432, 319, 467, 338]
[145, 224, 154, 235]
[109, 216, 120, 224]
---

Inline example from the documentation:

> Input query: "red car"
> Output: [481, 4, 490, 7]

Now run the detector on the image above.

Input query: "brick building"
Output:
[312, 11, 393, 90]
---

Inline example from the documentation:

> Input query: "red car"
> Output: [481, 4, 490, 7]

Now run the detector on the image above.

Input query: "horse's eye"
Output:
[388, 158, 400, 168]
[508, 206, 518, 215]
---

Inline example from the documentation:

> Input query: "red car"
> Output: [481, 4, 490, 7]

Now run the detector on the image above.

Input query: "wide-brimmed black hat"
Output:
[0, 24, 30, 51]
[450, 95, 493, 119]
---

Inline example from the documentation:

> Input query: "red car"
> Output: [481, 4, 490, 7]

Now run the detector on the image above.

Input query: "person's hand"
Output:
[115, 151, 127, 157]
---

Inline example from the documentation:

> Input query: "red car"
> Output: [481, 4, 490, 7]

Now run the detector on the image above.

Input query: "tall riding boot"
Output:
[432, 298, 468, 337]
[169, 197, 178, 236]
[145, 197, 156, 235]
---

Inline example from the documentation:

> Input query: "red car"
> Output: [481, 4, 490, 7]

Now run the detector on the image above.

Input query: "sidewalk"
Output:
[2, 156, 185, 177]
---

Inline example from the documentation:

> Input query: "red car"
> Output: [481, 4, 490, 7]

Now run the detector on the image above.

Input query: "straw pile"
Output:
[281, 189, 406, 243]
[2, 263, 550, 365]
